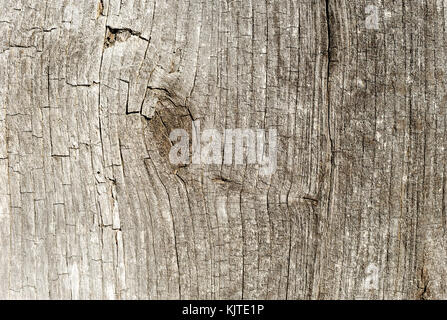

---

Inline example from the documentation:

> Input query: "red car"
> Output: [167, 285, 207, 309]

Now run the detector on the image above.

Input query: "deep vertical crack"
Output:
[325, 0, 334, 153]
[325, 0, 335, 222]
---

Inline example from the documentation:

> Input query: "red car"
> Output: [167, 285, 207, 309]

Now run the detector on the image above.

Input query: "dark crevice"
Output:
[326, 0, 334, 154]
[65, 81, 98, 88]
[123, 80, 131, 115]
[321, 4, 336, 299]
[325, 0, 335, 223]
[104, 26, 149, 48]
[303, 196, 319, 206]
[417, 267, 430, 300]
[148, 86, 172, 96]
[128, 86, 196, 122]
[98, 0, 104, 17]
[212, 176, 242, 185]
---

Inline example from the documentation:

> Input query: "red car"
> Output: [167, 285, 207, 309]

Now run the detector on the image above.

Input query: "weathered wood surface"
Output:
[0, 0, 446, 299]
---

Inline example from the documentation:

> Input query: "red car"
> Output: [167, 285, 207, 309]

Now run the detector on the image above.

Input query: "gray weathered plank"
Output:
[0, 0, 446, 300]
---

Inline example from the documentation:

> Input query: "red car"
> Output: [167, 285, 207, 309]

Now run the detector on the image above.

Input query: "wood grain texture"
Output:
[0, 0, 446, 300]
